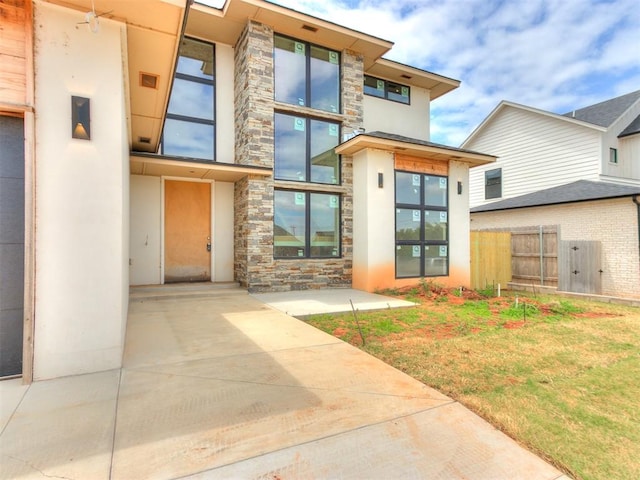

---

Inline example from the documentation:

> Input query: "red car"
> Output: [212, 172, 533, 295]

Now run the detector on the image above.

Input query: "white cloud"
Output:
[271, 0, 640, 145]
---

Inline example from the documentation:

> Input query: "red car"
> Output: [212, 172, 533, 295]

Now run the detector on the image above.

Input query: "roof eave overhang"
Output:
[187, 0, 393, 67]
[365, 58, 460, 100]
[130, 153, 272, 181]
[336, 135, 496, 166]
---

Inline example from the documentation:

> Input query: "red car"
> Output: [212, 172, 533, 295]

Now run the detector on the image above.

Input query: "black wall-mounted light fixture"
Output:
[71, 96, 91, 140]
[457, 181, 463, 195]
[378, 172, 384, 188]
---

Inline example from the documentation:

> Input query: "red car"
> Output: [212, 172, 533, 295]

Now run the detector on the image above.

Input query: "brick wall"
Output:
[471, 198, 640, 298]
[233, 21, 364, 291]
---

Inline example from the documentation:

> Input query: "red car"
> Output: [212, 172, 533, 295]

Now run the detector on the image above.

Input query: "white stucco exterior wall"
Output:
[33, 2, 129, 379]
[352, 150, 472, 291]
[216, 43, 235, 163]
[363, 87, 430, 141]
[213, 181, 234, 281]
[448, 161, 471, 286]
[352, 149, 396, 291]
[130, 175, 162, 285]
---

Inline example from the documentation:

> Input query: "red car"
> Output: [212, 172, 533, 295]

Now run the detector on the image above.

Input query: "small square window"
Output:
[609, 148, 618, 164]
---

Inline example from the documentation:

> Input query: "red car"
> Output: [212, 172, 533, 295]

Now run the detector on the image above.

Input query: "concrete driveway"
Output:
[1, 286, 568, 479]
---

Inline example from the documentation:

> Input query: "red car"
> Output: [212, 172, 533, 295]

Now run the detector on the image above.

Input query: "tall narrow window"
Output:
[395, 172, 448, 278]
[274, 34, 340, 113]
[485, 168, 502, 199]
[162, 38, 215, 160]
[609, 148, 618, 164]
[274, 112, 340, 184]
[274, 190, 340, 258]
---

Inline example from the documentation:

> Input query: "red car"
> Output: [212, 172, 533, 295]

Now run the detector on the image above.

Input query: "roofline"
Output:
[569, 89, 640, 130]
[336, 133, 496, 166]
[471, 189, 640, 213]
[373, 58, 461, 88]
[256, 0, 394, 47]
[191, 0, 394, 52]
[461, 100, 608, 148]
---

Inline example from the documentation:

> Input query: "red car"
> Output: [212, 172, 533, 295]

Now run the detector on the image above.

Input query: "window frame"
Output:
[274, 111, 342, 185]
[609, 147, 618, 164]
[273, 189, 342, 259]
[394, 171, 449, 279]
[485, 167, 502, 200]
[162, 37, 216, 161]
[273, 33, 342, 114]
[364, 75, 411, 105]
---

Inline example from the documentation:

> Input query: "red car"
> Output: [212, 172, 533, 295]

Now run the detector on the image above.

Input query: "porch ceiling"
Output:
[45, 0, 188, 154]
[130, 154, 272, 181]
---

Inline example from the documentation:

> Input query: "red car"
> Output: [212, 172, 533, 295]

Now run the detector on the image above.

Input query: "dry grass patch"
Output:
[306, 288, 640, 480]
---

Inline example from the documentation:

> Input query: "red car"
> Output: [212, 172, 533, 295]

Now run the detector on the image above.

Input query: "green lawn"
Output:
[306, 288, 640, 480]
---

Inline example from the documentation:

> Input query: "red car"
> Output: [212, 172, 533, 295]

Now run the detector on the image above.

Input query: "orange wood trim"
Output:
[395, 154, 449, 176]
[25, 0, 34, 108]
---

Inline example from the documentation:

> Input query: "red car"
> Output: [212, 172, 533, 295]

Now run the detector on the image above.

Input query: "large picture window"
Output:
[275, 112, 340, 184]
[395, 171, 448, 278]
[274, 34, 340, 114]
[162, 38, 215, 160]
[274, 190, 340, 259]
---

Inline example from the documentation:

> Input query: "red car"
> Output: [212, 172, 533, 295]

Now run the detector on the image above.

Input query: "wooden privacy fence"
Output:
[470, 231, 512, 290]
[511, 226, 558, 287]
[470, 226, 559, 290]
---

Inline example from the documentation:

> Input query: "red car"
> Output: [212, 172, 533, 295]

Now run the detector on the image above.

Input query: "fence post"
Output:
[539, 225, 544, 286]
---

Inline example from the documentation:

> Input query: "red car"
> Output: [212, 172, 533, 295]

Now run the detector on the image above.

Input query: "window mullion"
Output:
[306, 118, 311, 183]
[305, 41, 312, 108]
[420, 176, 425, 277]
[305, 192, 311, 257]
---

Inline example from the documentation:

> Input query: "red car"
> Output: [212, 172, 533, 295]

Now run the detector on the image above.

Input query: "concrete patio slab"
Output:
[252, 288, 416, 316]
[0, 286, 568, 480]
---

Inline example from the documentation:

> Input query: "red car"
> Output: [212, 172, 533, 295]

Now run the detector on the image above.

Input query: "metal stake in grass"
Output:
[349, 299, 366, 346]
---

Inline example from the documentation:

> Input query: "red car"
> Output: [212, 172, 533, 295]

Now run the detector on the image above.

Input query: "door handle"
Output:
[207, 236, 211, 252]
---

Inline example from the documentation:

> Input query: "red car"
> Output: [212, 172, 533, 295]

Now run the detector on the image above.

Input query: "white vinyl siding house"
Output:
[465, 92, 640, 208]
[466, 104, 603, 207]
[602, 108, 640, 183]
[466, 92, 640, 300]
[616, 135, 640, 180]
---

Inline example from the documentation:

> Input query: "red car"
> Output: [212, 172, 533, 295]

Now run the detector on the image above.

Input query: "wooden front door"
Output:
[164, 180, 211, 283]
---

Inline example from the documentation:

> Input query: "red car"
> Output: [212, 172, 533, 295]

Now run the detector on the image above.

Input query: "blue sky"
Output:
[199, 0, 640, 145]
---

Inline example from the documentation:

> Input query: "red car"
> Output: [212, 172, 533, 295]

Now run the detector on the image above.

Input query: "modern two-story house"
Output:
[1, 0, 494, 381]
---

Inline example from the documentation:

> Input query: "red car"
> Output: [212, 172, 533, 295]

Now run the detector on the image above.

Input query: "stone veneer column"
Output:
[234, 21, 275, 289]
[234, 20, 367, 292]
[337, 49, 365, 282]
